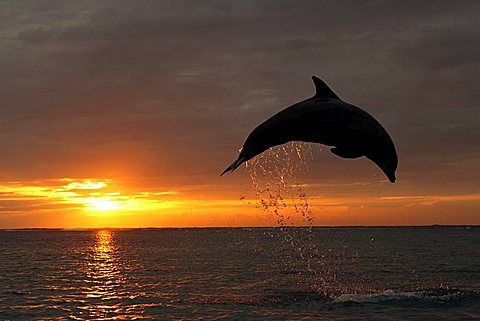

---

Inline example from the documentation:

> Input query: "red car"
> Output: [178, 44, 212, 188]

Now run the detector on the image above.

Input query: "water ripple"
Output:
[0, 228, 479, 320]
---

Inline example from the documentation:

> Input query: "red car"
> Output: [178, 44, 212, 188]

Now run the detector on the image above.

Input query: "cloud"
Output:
[0, 0, 479, 199]
[0, 179, 178, 214]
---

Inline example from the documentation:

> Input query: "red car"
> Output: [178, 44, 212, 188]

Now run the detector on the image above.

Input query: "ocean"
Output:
[0, 227, 479, 320]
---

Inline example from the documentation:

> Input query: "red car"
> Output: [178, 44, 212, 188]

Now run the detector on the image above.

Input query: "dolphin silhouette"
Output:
[221, 76, 398, 183]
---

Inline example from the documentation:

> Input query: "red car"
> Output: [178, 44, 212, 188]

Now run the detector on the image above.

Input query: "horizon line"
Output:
[1, 224, 478, 231]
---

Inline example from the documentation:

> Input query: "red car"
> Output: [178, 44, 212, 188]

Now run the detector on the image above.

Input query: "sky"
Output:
[0, 0, 479, 228]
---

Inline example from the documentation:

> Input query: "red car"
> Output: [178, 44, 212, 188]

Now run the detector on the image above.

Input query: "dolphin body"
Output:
[221, 76, 398, 183]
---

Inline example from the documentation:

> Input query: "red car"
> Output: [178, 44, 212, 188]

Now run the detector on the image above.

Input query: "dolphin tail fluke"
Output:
[220, 157, 245, 176]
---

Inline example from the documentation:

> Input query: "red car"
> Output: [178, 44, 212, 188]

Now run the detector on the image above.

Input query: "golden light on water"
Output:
[79, 230, 146, 319]
[84, 229, 119, 317]
[95, 230, 113, 253]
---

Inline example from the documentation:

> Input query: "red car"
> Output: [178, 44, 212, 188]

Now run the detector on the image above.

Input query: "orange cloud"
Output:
[0, 179, 179, 214]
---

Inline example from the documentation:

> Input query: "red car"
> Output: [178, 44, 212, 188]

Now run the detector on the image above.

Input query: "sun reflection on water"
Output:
[74, 230, 146, 320]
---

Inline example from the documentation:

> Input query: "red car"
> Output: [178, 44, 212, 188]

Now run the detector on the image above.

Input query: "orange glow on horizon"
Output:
[0, 178, 479, 228]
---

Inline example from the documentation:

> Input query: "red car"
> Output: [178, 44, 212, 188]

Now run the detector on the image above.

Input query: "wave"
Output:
[191, 288, 479, 308]
[334, 288, 479, 304]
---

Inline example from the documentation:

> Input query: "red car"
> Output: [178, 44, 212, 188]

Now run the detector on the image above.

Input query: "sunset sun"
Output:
[84, 197, 122, 211]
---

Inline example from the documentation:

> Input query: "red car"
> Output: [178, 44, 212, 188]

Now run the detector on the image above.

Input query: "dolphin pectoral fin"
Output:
[220, 157, 246, 176]
[330, 147, 363, 159]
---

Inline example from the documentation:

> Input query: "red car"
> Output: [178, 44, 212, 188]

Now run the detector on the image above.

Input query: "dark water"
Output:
[0, 227, 479, 320]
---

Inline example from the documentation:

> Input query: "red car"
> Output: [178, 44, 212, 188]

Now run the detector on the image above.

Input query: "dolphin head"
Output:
[220, 126, 287, 176]
[368, 145, 398, 183]
[379, 157, 398, 183]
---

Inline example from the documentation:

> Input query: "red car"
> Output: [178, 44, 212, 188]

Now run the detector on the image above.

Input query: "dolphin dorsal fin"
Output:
[312, 76, 339, 99]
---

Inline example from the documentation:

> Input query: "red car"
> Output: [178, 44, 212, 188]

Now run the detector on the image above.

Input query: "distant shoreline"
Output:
[1, 225, 478, 231]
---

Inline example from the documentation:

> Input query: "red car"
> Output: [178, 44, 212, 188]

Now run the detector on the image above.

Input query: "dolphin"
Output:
[221, 76, 398, 183]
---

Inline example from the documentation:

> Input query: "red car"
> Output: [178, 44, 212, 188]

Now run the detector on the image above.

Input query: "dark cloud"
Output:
[0, 0, 479, 196]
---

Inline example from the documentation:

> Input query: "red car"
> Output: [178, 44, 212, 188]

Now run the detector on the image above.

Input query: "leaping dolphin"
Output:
[221, 76, 398, 183]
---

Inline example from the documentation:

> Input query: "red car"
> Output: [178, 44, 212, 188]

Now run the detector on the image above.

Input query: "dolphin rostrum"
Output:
[221, 76, 398, 183]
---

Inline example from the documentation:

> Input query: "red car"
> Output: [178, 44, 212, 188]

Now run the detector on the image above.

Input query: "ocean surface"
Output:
[0, 227, 479, 320]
